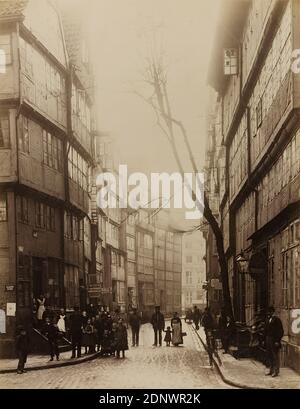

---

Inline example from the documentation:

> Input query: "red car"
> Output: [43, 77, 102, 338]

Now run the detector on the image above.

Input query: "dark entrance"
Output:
[249, 249, 268, 315]
[32, 257, 47, 299]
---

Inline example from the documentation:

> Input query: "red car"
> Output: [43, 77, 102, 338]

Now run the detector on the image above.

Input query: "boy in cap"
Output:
[15, 325, 30, 374]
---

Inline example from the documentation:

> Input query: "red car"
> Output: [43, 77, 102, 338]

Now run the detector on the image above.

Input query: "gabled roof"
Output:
[0, 0, 28, 18]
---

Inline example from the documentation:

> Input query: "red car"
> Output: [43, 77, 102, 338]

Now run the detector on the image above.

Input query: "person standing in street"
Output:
[43, 317, 60, 361]
[15, 325, 30, 374]
[56, 308, 68, 338]
[115, 318, 129, 359]
[265, 306, 284, 377]
[201, 307, 215, 365]
[128, 308, 141, 347]
[94, 314, 104, 352]
[69, 306, 83, 358]
[36, 294, 46, 328]
[163, 326, 172, 346]
[171, 312, 183, 346]
[193, 306, 201, 330]
[202, 307, 215, 339]
[151, 305, 165, 347]
[82, 318, 96, 354]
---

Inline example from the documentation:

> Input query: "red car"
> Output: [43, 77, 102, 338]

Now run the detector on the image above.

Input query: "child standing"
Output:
[83, 318, 96, 354]
[115, 319, 128, 359]
[15, 325, 30, 374]
[164, 326, 172, 346]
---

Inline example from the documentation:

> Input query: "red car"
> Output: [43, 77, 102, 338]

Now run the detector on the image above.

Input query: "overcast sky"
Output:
[89, 0, 220, 175]
[80, 0, 221, 230]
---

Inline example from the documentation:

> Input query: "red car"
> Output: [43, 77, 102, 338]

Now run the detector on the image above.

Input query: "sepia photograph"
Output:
[0, 0, 299, 396]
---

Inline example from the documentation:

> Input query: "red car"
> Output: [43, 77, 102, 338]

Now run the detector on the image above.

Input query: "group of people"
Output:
[151, 307, 185, 347]
[65, 306, 129, 360]
[15, 302, 130, 374]
[188, 305, 284, 378]
[17, 296, 285, 379]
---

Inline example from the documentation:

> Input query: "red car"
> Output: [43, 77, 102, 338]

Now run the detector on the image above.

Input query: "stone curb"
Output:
[192, 326, 265, 390]
[0, 351, 102, 374]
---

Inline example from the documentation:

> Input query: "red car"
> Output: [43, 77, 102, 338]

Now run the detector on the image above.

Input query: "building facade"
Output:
[0, 0, 184, 358]
[0, 0, 95, 357]
[205, 0, 300, 373]
[181, 231, 206, 314]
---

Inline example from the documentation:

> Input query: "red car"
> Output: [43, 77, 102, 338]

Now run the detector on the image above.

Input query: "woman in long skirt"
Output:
[83, 318, 96, 354]
[115, 318, 128, 358]
[171, 312, 183, 346]
[36, 295, 46, 328]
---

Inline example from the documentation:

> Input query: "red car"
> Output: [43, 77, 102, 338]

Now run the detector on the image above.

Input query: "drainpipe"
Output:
[15, 21, 22, 327]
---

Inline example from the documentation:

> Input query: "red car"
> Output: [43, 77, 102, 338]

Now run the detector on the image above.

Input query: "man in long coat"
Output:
[265, 306, 284, 377]
[151, 306, 165, 347]
[193, 306, 201, 330]
[70, 306, 84, 358]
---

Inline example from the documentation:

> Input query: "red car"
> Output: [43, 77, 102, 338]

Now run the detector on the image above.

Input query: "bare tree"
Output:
[135, 54, 234, 320]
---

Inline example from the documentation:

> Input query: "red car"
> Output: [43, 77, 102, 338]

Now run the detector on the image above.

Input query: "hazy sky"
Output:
[89, 0, 220, 175]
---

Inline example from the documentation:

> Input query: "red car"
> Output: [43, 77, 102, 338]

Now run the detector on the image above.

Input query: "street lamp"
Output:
[236, 253, 249, 274]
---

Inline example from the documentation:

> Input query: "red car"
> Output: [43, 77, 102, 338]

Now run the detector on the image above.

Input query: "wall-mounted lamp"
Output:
[236, 252, 249, 274]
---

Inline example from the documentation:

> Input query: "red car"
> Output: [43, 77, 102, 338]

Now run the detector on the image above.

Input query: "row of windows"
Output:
[229, 113, 248, 199]
[235, 192, 256, 254]
[20, 36, 67, 127]
[19, 117, 88, 186]
[126, 236, 135, 251]
[111, 250, 125, 268]
[71, 85, 91, 132]
[64, 211, 83, 241]
[19, 116, 63, 163]
[137, 232, 153, 249]
[0, 112, 9, 148]
[258, 130, 300, 213]
[268, 222, 300, 309]
[186, 271, 192, 284]
[185, 255, 202, 264]
[15, 196, 56, 231]
[106, 221, 119, 242]
[68, 146, 88, 191]
[242, 0, 273, 86]
[0, 34, 12, 65]
[43, 130, 63, 172]
[0, 193, 7, 221]
[20, 37, 66, 99]
[185, 291, 193, 305]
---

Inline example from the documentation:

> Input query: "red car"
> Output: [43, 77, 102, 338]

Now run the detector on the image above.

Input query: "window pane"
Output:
[0, 114, 9, 148]
[0, 193, 7, 221]
[0, 35, 12, 64]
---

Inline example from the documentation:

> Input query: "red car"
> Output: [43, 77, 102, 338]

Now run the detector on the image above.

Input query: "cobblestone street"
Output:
[0, 323, 230, 389]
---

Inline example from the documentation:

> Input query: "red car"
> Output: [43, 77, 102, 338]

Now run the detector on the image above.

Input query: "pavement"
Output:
[0, 322, 230, 389]
[0, 349, 102, 374]
[1, 322, 299, 389]
[193, 326, 300, 389]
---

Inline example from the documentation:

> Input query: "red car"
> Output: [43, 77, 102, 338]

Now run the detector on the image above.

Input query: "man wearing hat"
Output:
[265, 306, 284, 377]
[128, 307, 141, 347]
[15, 325, 30, 374]
[151, 306, 165, 347]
